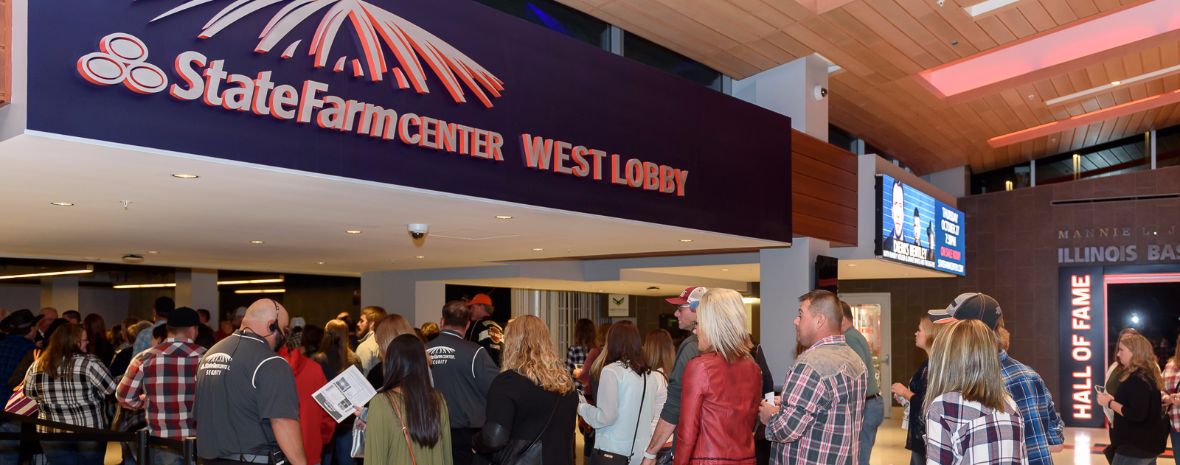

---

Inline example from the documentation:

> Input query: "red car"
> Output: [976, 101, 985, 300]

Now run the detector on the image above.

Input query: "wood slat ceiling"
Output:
[557, 0, 1180, 175]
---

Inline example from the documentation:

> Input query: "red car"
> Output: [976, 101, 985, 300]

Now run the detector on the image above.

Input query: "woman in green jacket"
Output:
[365, 334, 452, 465]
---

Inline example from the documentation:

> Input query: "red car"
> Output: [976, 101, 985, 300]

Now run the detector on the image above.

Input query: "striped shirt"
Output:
[1164, 359, 1180, 432]
[924, 392, 1029, 465]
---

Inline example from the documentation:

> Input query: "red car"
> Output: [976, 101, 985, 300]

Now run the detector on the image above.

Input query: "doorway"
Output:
[840, 292, 893, 419]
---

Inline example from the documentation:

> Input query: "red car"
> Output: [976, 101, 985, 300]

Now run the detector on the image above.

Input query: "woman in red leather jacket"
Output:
[675, 288, 763, 465]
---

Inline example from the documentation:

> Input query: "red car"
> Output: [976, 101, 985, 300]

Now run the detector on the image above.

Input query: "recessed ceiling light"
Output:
[532, 248, 544, 251]
[50, 202, 74, 207]
[495, 215, 513, 220]
[1110, 80, 1121, 86]
[317, 261, 325, 265]
[848, 263, 858, 267]
[679, 239, 693, 243]
[963, 0, 1019, 17]
[250, 240, 264, 244]
[345, 230, 362, 234]
[597, 289, 604, 292]
[721, 268, 730, 272]
[949, 39, 959, 46]
[171, 173, 199, 179]
[1026, 93, 1036, 100]
[415, 255, 425, 259]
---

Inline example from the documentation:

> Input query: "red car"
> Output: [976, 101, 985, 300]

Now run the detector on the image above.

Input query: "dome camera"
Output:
[813, 85, 828, 100]
[407, 223, 429, 240]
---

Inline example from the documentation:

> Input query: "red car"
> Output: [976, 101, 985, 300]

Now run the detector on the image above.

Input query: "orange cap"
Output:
[468, 293, 493, 307]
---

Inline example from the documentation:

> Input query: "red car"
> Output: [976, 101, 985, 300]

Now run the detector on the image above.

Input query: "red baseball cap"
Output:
[665, 287, 707, 310]
[468, 293, 493, 307]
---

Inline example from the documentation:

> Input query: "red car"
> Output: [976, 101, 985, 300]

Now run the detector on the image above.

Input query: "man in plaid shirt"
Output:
[933, 293, 1065, 465]
[759, 290, 867, 465]
[116, 307, 206, 465]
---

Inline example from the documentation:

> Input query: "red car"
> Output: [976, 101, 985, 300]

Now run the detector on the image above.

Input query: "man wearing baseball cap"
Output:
[640, 286, 707, 465]
[465, 293, 504, 365]
[942, 292, 1065, 465]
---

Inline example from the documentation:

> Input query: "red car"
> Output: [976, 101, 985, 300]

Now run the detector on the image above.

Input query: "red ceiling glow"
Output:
[919, 0, 1180, 98]
[988, 88, 1180, 148]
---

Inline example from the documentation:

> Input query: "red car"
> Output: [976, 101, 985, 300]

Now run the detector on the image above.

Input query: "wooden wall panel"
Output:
[0, 0, 9, 106]
[791, 129, 858, 245]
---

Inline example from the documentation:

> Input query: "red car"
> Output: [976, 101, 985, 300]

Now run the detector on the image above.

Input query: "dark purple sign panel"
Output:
[27, 0, 792, 241]
[1057, 266, 1105, 428]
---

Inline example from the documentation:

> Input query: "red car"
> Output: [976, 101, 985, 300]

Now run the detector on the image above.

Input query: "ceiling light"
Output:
[848, 263, 858, 267]
[217, 278, 284, 285]
[345, 230, 362, 234]
[317, 261, 326, 265]
[532, 248, 544, 251]
[991, 88, 1180, 147]
[963, 0, 1018, 17]
[50, 202, 74, 207]
[0, 267, 94, 280]
[147, 250, 159, 254]
[679, 239, 693, 243]
[721, 268, 730, 272]
[415, 255, 425, 259]
[495, 215, 513, 220]
[250, 240, 264, 244]
[1046, 63, 1180, 106]
[234, 288, 286, 294]
[112, 283, 176, 289]
[171, 173, 199, 179]
[1110, 80, 1121, 86]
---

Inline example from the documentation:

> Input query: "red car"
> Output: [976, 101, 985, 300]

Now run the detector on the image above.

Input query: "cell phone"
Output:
[1094, 385, 1106, 395]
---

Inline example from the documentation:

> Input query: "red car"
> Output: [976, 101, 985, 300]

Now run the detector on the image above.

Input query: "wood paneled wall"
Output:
[792, 129, 857, 246]
[0, 0, 10, 106]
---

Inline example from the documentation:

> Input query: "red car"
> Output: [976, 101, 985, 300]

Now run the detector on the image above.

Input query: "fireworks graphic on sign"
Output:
[150, 0, 505, 108]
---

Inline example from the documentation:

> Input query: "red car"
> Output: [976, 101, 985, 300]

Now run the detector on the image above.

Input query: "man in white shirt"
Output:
[354, 306, 387, 375]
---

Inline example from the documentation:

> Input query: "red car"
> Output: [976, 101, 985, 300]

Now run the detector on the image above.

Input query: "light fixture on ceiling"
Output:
[415, 255, 425, 259]
[495, 215, 513, 220]
[990, 87, 1180, 147]
[679, 239, 693, 243]
[235, 288, 286, 294]
[50, 202, 74, 207]
[171, 173, 199, 179]
[848, 263, 858, 267]
[0, 266, 94, 280]
[1026, 93, 1036, 100]
[1044, 64, 1180, 106]
[646, 286, 660, 291]
[250, 240, 264, 244]
[317, 261, 326, 265]
[147, 250, 159, 254]
[217, 278, 284, 285]
[345, 230, 362, 234]
[113, 283, 177, 289]
[963, 0, 1018, 18]
[721, 268, 730, 272]
[532, 248, 544, 251]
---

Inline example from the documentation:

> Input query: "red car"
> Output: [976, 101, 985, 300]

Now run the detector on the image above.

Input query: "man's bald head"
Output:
[242, 299, 289, 332]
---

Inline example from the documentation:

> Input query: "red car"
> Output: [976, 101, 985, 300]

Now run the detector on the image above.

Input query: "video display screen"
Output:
[876, 174, 966, 276]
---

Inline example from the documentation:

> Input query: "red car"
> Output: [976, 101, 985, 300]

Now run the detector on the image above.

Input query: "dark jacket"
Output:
[1109, 370, 1169, 458]
[473, 370, 579, 465]
[674, 352, 762, 465]
[465, 318, 503, 366]
[427, 330, 499, 429]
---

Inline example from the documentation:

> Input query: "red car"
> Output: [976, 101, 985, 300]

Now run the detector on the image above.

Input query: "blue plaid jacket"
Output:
[999, 351, 1064, 465]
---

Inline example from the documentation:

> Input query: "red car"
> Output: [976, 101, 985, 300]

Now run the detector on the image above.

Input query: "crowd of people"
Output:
[0, 288, 1177, 465]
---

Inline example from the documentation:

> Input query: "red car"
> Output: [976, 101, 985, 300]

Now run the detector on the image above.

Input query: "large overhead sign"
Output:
[875, 175, 966, 275]
[28, 0, 793, 242]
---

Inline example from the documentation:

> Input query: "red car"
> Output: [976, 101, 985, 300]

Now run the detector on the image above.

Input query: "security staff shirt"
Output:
[194, 331, 300, 459]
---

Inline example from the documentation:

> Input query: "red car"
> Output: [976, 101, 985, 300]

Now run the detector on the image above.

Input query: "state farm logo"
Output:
[77, 33, 168, 94]
[142, 0, 504, 108]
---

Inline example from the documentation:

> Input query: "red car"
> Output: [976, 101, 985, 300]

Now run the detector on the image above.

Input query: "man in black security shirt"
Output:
[464, 293, 504, 365]
[195, 299, 306, 465]
[429, 300, 499, 465]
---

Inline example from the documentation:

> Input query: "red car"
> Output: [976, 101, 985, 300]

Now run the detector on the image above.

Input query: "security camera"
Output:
[936, 0, 945, 6]
[813, 85, 828, 100]
[407, 223, 429, 240]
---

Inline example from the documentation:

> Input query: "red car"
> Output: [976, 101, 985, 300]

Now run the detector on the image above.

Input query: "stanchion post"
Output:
[137, 429, 150, 465]
[184, 437, 196, 465]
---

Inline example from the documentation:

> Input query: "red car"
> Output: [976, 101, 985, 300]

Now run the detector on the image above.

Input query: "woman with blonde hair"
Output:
[1162, 332, 1180, 465]
[890, 311, 951, 465]
[474, 315, 578, 465]
[366, 314, 417, 388]
[1095, 332, 1169, 464]
[24, 323, 116, 465]
[924, 319, 1026, 465]
[674, 289, 761, 465]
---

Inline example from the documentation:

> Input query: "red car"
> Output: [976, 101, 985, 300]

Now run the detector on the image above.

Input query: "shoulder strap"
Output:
[628, 372, 647, 459]
[388, 393, 418, 465]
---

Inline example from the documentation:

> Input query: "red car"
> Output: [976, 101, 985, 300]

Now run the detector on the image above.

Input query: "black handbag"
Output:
[589, 372, 647, 465]
[489, 397, 561, 465]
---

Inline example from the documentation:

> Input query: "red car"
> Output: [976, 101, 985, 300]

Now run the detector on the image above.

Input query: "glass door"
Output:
[839, 292, 892, 418]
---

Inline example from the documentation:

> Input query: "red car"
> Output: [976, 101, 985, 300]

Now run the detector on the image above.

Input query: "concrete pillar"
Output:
[759, 237, 830, 386]
[732, 54, 830, 142]
[40, 276, 79, 313]
[176, 269, 219, 326]
[361, 271, 446, 326]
